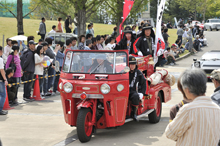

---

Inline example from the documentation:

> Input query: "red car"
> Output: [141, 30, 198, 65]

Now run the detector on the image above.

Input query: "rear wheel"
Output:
[217, 29, 219, 31]
[148, 92, 162, 123]
[77, 108, 93, 143]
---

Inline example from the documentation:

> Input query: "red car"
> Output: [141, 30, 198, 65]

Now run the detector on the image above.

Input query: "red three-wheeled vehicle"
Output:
[58, 50, 173, 143]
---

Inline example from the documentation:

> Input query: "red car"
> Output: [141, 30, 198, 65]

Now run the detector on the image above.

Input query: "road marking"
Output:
[8, 113, 63, 117]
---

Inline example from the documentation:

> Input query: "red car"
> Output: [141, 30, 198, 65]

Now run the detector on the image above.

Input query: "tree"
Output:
[0, 0, 39, 34]
[38, 0, 105, 36]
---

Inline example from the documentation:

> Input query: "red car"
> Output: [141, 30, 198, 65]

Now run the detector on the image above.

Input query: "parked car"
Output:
[45, 33, 78, 48]
[192, 50, 220, 78]
[185, 20, 204, 29]
[204, 19, 220, 31]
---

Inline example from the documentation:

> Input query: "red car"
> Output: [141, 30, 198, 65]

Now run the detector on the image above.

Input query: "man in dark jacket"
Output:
[115, 26, 136, 54]
[65, 16, 72, 33]
[21, 40, 36, 101]
[133, 23, 156, 57]
[129, 56, 146, 121]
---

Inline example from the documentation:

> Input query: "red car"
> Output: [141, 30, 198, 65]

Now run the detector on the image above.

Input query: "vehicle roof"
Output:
[201, 51, 220, 59]
[208, 18, 220, 20]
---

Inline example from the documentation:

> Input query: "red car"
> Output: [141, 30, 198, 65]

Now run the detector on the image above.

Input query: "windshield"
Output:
[201, 52, 220, 60]
[210, 19, 220, 23]
[62, 51, 128, 74]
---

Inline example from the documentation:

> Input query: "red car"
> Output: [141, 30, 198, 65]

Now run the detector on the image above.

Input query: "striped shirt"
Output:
[165, 96, 220, 146]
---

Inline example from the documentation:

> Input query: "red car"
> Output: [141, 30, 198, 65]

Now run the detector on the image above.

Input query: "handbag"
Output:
[69, 19, 73, 29]
[9, 55, 17, 73]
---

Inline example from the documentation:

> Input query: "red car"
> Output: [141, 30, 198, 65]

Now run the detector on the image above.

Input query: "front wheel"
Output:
[217, 29, 219, 31]
[148, 92, 162, 123]
[77, 108, 93, 143]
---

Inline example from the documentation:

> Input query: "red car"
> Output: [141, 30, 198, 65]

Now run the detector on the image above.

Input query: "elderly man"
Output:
[165, 69, 220, 146]
[210, 69, 220, 107]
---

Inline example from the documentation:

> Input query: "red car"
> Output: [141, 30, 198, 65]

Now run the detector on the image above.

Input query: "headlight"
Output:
[63, 83, 73, 93]
[101, 84, 110, 94]
[117, 84, 124, 92]
[194, 61, 200, 68]
[59, 82, 63, 90]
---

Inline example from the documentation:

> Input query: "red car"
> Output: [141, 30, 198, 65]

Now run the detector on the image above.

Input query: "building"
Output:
[138, 2, 155, 27]
[0, 0, 31, 18]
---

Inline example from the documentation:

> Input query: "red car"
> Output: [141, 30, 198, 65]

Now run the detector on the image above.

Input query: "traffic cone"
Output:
[3, 87, 14, 110]
[32, 75, 44, 101]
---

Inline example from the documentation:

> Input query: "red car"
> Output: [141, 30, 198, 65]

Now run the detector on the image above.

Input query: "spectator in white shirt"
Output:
[49, 25, 57, 33]
[34, 45, 44, 94]
[4, 38, 12, 58]
[164, 47, 176, 66]
[105, 37, 116, 50]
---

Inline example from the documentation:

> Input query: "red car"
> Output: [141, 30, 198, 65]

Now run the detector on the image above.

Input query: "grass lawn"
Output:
[0, 17, 178, 47]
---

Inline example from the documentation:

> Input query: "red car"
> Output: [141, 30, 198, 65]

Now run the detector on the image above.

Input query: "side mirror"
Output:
[124, 66, 130, 73]
[193, 58, 197, 61]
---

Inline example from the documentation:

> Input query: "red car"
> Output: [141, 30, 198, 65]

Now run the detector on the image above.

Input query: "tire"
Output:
[217, 29, 219, 31]
[148, 92, 162, 123]
[204, 27, 207, 31]
[210, 27, 212, 31]
[77, 108, 93, 143]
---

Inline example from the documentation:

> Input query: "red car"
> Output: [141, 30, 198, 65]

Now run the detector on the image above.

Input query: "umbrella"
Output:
[10, 35, 27, 41]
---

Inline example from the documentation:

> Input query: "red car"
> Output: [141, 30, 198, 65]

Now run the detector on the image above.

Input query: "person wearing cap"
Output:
[5, 45, 22, 105]
[39, 17, 46, 40]
[89, 54, 113, 73]
[133, 23, 156, 57]
[210, 69, 220, 107]
[115, 26, 136, 54]
[21, 40, 37, 101]
[129, 56, 146, 121]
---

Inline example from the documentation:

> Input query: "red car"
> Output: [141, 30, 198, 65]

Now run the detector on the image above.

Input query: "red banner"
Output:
[116, 0, 135, 43]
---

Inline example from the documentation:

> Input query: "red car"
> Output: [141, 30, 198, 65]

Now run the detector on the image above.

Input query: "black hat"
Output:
[28, 40, 37, 45]
[142, 23, 153, 30]
[129, 56, 137, 64]
[38, 39, 43, 42]
[123, 26, 132, 33]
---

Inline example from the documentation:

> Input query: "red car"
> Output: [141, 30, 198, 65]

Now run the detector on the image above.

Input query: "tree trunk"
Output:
[17, 0, 24, 34]
[77, 9, 86, 37]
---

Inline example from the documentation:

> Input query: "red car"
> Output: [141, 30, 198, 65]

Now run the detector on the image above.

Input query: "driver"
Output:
[129, 56, 146, 121]
[89, 54, 113, 73]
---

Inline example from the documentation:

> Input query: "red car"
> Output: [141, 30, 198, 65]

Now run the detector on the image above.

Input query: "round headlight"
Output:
[63, 83, 73, 93]
[194, 62, 200, 68]
[117, 84, 124, 92]
[59, 82, 63, 90]
[101, 84, 110, 94]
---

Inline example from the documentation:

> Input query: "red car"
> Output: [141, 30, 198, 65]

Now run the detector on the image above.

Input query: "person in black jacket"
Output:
[129, 56, 146, 121]
[21, 40, 36, 101]
[65, 16, 72, 33]
[115, 26, 136, 54]
[133, 23, 156, 57]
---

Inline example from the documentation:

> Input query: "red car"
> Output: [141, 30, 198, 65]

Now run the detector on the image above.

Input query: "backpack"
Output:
[20, 50, 29, 71]
[9, 54, 17, 73]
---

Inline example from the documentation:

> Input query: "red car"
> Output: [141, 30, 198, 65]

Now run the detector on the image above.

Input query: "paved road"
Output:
[0, 31, 219, 146]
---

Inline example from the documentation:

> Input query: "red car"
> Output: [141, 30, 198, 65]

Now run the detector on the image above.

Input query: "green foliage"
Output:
[0, 0, 16, 16]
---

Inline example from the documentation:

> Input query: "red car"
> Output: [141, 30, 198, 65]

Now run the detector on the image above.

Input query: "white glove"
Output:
[138, 93, 144, 100]
[138, 51, 143, 56]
